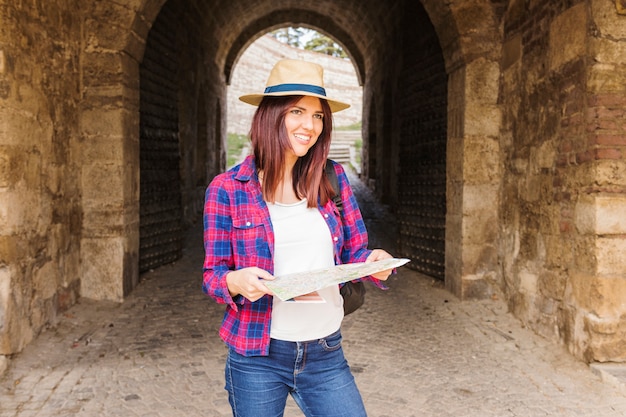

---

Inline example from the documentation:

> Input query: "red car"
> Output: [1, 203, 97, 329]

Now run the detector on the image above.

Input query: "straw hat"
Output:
[239, 59, 350, 113]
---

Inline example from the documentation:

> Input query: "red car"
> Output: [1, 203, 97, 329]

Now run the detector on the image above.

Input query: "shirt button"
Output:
[324, 214, 329, 218]
[246, 221, 251, 227]
[333, 236, 339, 242]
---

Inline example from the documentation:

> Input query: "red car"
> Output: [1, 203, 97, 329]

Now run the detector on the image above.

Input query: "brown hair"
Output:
[250, 95, 335, 207]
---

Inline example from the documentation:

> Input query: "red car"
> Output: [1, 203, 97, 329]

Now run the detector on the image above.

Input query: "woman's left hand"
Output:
[365, 249, 394, 281]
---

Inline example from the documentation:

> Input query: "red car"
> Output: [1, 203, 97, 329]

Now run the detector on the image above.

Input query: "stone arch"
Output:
[223, 10, 365, 86]
[77, 0, 504, 303]
[4, 0, 626, 365]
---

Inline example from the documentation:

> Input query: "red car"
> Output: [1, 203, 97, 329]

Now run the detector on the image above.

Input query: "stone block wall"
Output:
[0, 1, 83, 354]
[570, 0, 626, 361]
[500, 0, 626, 361]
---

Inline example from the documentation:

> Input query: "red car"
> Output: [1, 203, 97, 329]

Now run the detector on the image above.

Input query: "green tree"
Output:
[304, 33, 347, 58]
[270, 27, 305, 48]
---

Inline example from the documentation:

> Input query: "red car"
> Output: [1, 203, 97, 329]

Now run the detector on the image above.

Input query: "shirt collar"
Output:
[234, 155, 257, 183]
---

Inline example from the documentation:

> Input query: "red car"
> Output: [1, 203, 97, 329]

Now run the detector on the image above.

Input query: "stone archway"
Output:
[78, 0, 503, 303]
[4, 0, 626, 365]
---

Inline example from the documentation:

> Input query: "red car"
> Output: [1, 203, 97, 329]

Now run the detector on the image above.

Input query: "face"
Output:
[283, 96, 324, 162]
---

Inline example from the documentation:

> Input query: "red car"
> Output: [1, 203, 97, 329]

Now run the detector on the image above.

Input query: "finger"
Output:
[249, 276, 274, 297]
[259, 282, 274, 296]
[250, 267, 275, 281]
[365, 249, 391, 263]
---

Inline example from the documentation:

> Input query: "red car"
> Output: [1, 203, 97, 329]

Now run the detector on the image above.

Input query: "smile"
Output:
[293, 134, 311, 143]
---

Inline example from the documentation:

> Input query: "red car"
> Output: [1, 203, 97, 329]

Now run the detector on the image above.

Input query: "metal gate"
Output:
[395, 71, 447, 279]
[138, 3, 183, 273]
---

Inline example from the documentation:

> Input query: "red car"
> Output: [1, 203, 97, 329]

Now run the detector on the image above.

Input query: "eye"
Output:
[290, 109, 302, 115]
[313, 113, 323, 120]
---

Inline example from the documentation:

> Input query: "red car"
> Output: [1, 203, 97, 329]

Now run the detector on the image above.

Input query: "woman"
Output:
[202, 59, 393, 417]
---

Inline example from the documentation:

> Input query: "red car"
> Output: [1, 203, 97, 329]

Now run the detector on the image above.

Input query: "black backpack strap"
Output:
[325, 160, 366, 315]
[324, 159, 343, 213]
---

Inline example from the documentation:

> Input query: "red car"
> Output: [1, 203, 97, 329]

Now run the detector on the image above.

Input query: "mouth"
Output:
[293, 133, 311, 144]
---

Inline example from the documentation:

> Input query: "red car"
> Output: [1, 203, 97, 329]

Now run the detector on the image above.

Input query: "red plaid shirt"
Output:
[202, 156, 379, 356]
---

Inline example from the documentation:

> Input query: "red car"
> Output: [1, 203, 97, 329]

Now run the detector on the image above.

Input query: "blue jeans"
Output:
[225, 329, 367, 417]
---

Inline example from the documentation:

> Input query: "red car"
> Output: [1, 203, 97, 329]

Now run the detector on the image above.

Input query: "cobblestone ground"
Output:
[2, 171, 626, 417]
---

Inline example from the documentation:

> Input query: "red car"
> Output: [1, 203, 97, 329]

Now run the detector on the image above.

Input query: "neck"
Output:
[277, 161, 298, 204]
[258, 158, 300, 204]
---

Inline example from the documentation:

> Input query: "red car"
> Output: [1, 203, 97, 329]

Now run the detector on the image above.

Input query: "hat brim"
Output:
[239, 91, 350, 113]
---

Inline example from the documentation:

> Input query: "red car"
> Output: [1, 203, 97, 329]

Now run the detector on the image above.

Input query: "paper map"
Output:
[265, 258, 410, 301]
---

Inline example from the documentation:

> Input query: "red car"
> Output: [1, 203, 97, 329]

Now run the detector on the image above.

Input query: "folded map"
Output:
[265, 258, 410, 301]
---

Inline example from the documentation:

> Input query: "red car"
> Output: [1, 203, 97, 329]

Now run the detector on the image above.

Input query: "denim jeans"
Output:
[225, 329, 367, 417]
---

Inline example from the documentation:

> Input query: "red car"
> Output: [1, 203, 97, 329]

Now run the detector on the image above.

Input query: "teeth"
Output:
[294, 134, 309, 141]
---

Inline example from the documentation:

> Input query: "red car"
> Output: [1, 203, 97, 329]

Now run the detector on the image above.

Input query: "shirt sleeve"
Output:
[202, 174, 239, 310]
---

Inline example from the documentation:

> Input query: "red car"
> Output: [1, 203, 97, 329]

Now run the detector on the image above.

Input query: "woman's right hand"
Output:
[226, 267, 275, 302]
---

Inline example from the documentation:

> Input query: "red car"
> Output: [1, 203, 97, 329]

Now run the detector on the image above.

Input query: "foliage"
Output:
[304, 33, 347, 58]
[353, 138, 362, 166]
[269, 27, 306, 48]
[269, 27, 347, 58]
[335, 121, 362, 131]
[227, 133, 249, 167]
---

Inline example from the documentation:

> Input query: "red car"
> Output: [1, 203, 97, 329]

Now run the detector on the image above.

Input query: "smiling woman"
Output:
[202, 59, 394, 417]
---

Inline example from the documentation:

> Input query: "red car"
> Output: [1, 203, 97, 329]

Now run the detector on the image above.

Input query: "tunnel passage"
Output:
[135, 0, 450, 280]
[10, 0, 626, 366]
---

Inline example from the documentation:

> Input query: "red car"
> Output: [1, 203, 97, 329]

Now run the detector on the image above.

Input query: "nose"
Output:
[301, 115, 314, 130]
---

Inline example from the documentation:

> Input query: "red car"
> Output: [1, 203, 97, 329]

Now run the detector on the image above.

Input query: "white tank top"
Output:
[267, 199, 343, 341]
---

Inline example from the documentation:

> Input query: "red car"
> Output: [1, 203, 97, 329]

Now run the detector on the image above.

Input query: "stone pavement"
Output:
[2, 172, 626, 417]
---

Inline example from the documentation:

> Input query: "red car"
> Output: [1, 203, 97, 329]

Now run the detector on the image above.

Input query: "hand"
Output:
[365, 249, 394, 281]
[226, 267, 275, 302]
